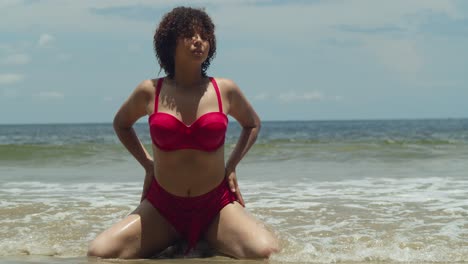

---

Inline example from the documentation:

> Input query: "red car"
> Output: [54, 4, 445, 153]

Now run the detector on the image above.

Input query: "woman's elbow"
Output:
[253, 115, 261, 133]
[113, 115, 123, 132]
[256, 118, 261, 131]
[113, 112, 133, 132]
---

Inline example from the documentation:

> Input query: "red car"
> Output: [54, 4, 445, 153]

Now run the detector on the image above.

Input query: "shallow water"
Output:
[1, 119, 467, 263]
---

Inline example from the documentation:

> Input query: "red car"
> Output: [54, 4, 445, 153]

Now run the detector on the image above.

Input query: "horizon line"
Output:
[1, 116, 467, 126]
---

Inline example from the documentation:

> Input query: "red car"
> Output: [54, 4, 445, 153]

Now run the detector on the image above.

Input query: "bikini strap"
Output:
[210, 77, 223, 113]
[154, 78, 163, 113]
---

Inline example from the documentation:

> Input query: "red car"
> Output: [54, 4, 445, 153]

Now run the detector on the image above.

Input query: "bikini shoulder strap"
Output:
[154, 78, 164, 113]
[210, 77, 223, 113]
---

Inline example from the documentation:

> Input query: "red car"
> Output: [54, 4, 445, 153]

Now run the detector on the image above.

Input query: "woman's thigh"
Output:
[87, 199, 179, 259]
[204, 202, 280, 259]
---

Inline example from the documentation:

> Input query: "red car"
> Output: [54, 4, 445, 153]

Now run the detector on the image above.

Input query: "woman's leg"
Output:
[87, 199, 179, 259]
[204, 202, 280, 259]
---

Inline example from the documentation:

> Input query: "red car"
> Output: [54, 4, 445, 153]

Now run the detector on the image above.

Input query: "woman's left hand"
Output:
[225, 168, 245, 207]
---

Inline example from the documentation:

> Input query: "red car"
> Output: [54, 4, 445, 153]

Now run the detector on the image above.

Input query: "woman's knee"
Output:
[253, 237, 280, 258]
[87, 237, 130, 259]
[87, 238, 113, 258]
[238, 233, 280, 259]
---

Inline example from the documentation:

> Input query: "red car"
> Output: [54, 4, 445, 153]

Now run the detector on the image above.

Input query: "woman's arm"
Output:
[224, 79, 261, 206]
[113, 80, 154, 172]
[225, 81, 261, 172]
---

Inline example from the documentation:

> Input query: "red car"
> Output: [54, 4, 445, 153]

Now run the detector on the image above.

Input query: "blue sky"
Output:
[1, 0, 467, 124]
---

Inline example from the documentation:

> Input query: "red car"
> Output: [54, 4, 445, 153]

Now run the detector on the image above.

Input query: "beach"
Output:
[1, 119, 467, 263]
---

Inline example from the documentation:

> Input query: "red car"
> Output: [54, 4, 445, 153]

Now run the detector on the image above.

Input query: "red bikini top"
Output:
[148, 77, 228, 152]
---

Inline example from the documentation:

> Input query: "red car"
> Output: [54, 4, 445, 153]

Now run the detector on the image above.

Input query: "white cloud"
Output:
[38, 33, 55, 47]
[0, 2, 154, 33]
[56, 53, 72, 62]
[0, 73, 24, 84]
[1, 53, 30, 65]
[214, 0, 462, 40]
[364, 37, 424, 75]
[256, 91, 343, 103]
[38, 91, 65, 100]
[252, 91, 344, 104]
[278, 91, 324, 103]
[0, 0, 463, 38]
[333, 96, 343, 102]
[253, 93, 270, 101]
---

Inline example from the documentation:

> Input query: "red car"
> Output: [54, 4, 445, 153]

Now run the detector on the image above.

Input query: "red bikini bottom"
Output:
[145, 177, 237, 253]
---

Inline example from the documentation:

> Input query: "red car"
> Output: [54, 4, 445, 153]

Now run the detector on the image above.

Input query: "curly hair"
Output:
[153, 6, 216, 78]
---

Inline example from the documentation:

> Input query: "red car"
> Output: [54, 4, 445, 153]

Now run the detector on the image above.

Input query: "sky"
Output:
[0, 0, 467, 124]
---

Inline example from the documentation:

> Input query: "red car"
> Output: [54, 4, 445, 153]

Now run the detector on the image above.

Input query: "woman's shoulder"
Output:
[138, 79, 158, 90]
[211, 77, 240, 93]
[133, 79, 158, 97]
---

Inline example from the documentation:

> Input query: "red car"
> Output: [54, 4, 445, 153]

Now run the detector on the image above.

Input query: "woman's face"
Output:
[175, 29, 210, 64]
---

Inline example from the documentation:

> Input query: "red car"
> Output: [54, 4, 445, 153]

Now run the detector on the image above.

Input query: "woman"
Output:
[87, 6, 279, 259]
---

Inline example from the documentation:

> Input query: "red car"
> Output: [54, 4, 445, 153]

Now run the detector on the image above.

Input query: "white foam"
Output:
[240, 176, 468, 262]
[1, 177, 468, 261]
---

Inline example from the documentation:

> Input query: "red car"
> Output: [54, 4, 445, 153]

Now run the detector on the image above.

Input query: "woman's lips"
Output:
[192, 49, 203, 55]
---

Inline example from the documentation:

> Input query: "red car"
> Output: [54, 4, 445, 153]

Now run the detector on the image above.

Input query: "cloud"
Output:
[253, 93, 270, 101]
[89, 5, 167, 22]
[255, 91, 339, 103]
[56, 53, 72, 62]
[364, 37, 424, 75]
[0, 2, 159, 33]
[333, 95, 343, 102]
[278, 91, 324, 103]
[335, 25, 406, 35]
[37, 91, 65, 100]
[0, 73, 24, 84]
[0, 0, 464, 39]
[1, 53, 30, 65]
[38, 33, 55, 47]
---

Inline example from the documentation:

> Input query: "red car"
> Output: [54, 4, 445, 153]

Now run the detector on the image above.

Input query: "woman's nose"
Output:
[192, 34, 202, 46]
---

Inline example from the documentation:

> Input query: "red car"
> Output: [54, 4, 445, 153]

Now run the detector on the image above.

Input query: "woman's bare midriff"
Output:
[152, 145, 226, 197]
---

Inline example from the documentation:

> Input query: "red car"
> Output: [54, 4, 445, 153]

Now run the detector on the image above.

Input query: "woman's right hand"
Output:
[140, 161, 154, 202]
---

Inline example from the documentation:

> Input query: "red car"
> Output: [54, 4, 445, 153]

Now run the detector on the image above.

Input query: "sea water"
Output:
[1, 119, 467, 263]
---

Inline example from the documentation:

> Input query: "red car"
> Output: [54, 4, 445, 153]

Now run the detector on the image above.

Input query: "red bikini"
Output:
[149, 77, 228, 152]
[146, 77, 237, 253]
[145, 177, 237, 254]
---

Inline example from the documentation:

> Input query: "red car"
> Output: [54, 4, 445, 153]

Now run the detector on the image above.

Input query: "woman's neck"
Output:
[173, 64, 205, 88]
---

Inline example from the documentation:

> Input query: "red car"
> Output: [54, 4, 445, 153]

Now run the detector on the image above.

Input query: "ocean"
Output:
[0, 119, 467, 263]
